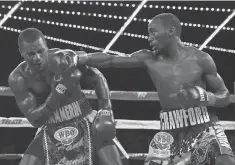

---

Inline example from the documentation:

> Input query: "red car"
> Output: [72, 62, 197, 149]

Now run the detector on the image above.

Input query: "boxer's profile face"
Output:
[148, 19, 172, 54]
[19, 37, 48, 71]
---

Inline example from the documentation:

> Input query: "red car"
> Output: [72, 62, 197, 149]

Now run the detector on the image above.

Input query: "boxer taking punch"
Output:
[77, 13, 235, 165]
[8, 28, 123, 165]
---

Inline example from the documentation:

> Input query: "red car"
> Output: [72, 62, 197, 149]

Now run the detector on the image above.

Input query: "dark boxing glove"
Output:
[46, 50, 81, 109]
[48, 49, 76, 74]
[177, 84, 216, 110]
[92, 110, 116, 142]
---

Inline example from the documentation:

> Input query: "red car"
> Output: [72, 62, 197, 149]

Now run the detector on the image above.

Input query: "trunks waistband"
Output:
[160, 106, 211, 130]
[46, 99, 92, 125]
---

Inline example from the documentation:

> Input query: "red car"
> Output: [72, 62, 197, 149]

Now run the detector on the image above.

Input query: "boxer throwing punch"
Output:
[77, 13, 235, 165]
[8, 28, 123, 165]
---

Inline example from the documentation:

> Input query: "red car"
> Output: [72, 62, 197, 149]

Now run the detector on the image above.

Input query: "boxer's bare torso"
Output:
[144, 47, 206, 109]
[84, 45, 228, 130]
[9, 48, 89, 126]
[91, 46, 216, 110]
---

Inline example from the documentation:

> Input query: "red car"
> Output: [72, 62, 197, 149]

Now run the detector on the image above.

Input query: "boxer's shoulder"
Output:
[186, 46, 210, 60]
[8, 62, 27, 93]
[135, 49, 152, 56]
[190, 47, 216, 72]
[132, 49, 153, 61]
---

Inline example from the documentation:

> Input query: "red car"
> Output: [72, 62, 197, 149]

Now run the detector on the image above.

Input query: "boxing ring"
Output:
[0, 0, 235, 163]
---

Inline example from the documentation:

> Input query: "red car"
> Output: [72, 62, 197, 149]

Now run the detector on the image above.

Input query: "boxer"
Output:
[77, 13, 235, 165]
[8, 28, 123, 165]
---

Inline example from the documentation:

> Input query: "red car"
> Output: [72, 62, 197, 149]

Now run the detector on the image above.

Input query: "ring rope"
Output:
[0, 86, 235, 103]
[0, 117, 235, 130]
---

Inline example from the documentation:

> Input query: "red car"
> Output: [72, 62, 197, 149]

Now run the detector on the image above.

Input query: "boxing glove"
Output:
[48, 49, 76, 74]
[177, 84, 216, 110]
[92, 109, 116, 142]
[46, 50, 81, 109]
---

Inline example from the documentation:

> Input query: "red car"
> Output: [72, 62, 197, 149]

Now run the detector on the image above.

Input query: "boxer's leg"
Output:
[19, 155, 43, 165]
[212, 125, 235, 165]
[94, 139, 123, 165]
[215, 155, 235, 165]
[19, 131, 45, 165]
[199, 124, 235, 165]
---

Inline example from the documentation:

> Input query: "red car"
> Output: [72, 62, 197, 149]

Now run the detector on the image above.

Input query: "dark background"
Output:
[0, 1, 235, 165]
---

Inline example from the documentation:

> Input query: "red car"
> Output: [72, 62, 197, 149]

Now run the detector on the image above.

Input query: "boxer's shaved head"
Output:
[18, 28, 48, 71]
[18, 28, 46, 48]
[151, 13, 182, 37]
[148, 13, 182, 54]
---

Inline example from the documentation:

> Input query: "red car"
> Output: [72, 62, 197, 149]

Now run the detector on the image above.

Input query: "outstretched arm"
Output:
[202, 54, 230, 107]
[77, 49, 152, 68]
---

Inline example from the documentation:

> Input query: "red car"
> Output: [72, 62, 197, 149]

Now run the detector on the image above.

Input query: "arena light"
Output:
[31, 0, 232, 13]
[199, 10, 235, 50]
[6, 14, 148, 39]
[103, 0, 148, 53]
[4, 13, 235, 53]
[0, 25, 125, 55]
[2, 15, 235, 54]
[0, 2, 22, 27]
[17, 6, 235, 32]
[76, 2, 232, 12]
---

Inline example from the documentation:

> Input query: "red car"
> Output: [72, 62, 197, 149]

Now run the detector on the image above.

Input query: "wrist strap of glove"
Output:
[55, 83, 68, 95]
[97, 109, 113, 116]
[195, 86, 216, 106]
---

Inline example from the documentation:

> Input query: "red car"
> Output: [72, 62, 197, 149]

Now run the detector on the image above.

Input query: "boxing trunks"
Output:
[145, 106, 234, 165]
[24, 92, 97, 165]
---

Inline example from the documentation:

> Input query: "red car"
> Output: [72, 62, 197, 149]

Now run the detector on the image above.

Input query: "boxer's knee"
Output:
[94, 137, 114, 151]
[96, 144, 123, 165]
[215, 155, 235, 165]
[19, 154, 43, 165]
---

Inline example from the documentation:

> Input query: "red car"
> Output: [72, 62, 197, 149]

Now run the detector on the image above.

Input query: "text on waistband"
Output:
[160, 106, 210, 130]
[48, 101, 82, 124]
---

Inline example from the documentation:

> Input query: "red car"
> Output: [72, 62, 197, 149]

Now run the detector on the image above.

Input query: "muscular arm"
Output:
[8, 72, 55, 127]
[77, 49, 152, 68]
[51, 49, 112, 109]
[80, 66, 112, 110]
[201, 53, 230, 107]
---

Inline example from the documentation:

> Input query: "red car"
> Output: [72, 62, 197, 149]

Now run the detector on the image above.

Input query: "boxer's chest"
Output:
[27, 73, 82, 104]
[27, 74, 52, 99]
[146, 58, 203, 90]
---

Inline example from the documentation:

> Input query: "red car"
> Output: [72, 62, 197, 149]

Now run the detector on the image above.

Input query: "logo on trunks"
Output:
[47, 101, 82, 124]
[54, 127, 78, 145]
[150, 132, 174, 160]
[160, 106, 210, 130]
[192, 136, 210, 164]
[213, 125, 231, 149]
[56, 156, 84, 165]
[57, 138, 84, 151]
